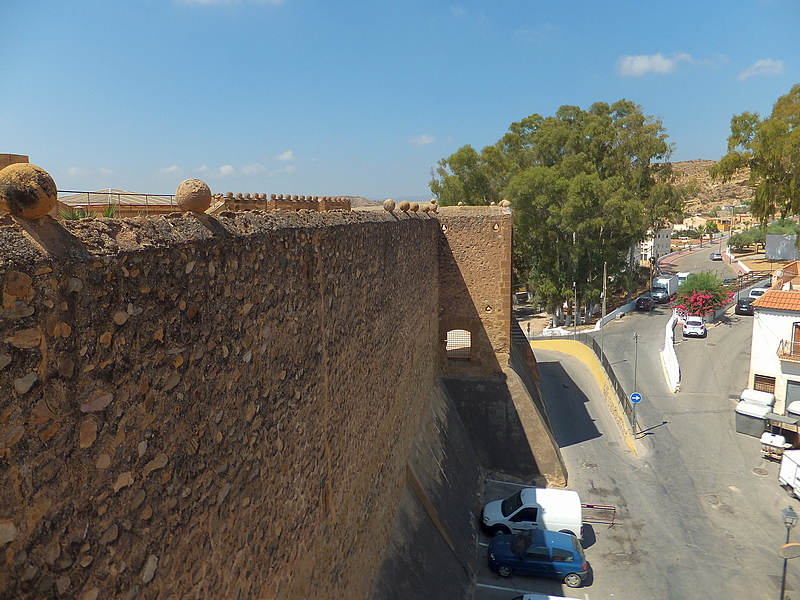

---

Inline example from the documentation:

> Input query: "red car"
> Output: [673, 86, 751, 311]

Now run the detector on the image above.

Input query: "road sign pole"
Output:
[630, 392, 642, 436]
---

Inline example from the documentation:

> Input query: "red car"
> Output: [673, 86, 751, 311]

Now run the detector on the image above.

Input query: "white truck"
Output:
[677, 271, 690, 286]
[651, 275, 678, 303]
[481, 487, 583, 539]
[779, 450, 800, 498]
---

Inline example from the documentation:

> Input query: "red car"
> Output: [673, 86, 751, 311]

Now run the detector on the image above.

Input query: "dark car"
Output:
[488, 529, 587, 588]
[736, 297, 754, 315]
[635, 294, 655, 311]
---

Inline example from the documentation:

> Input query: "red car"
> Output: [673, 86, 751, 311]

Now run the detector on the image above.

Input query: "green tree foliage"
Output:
[728, 220, 799, 250]
[712, 83, 800, 224]
[430, 100, 686, 312]
[673, 272, 732, 316]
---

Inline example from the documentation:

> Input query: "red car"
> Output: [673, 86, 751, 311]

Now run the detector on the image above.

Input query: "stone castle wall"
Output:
[0, 209, 443, 599]
[438, 206, 513, 376]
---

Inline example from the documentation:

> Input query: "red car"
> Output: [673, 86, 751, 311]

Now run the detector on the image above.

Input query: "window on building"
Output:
[754, 375, 777, 394]
[787, 380, 800, 406]
[446, 329, 471, 361]
[793, 323, 800, 356]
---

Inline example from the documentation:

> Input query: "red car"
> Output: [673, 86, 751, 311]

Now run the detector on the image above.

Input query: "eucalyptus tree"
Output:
[430, 100, 685, 318]
[712, 83, 800, 224]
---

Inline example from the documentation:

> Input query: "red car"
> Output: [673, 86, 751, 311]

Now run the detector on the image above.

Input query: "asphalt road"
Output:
[474, 245, 798, 599]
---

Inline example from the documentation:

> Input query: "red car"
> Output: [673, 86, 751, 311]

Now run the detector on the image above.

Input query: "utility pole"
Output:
[573, 281, 578, 339]
[602, 261, 607, 319]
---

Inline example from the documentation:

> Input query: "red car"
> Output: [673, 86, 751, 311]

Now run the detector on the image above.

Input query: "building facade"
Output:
[749, 262, 800, 414]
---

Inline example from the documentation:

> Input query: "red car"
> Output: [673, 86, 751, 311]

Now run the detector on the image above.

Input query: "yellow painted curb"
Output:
[530, 339, 638, 456]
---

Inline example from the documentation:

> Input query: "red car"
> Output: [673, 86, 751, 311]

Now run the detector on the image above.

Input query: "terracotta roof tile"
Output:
[754, 289, 800, 311]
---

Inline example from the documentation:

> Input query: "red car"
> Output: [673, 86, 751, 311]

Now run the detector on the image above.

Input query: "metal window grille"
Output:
[754, 374, 777, 394]
[446, 329, 471, 361]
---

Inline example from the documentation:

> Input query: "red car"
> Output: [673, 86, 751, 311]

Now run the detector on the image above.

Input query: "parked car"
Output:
[710, 252, 723, 261]
[635, 294, 655, 311]
[683, 315, 707, 338]
[488, 529, 587, 587]
[722, 277, 737, 286]
[749, 286, 770, 299]
[482, 487, 583, 538]
[735, 297, 754, 315]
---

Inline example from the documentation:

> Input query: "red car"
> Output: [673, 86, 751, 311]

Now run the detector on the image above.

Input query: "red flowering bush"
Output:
[671, 273, 734, 317]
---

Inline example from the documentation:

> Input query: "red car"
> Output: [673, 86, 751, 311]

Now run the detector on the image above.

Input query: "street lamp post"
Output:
[780, 506, 799, 600]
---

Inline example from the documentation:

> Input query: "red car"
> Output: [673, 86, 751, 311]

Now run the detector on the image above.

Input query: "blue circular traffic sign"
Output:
[630, 392, 642, 404]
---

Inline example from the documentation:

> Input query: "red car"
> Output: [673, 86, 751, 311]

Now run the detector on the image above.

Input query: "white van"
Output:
[482, 487, 583, 539]
[749, 286, 770, 300]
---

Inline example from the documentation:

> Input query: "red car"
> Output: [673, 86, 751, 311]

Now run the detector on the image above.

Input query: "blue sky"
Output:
[2, 0, 798, 200]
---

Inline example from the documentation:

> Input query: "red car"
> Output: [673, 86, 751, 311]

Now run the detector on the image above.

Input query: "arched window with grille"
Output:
[446, 329, 472, 361]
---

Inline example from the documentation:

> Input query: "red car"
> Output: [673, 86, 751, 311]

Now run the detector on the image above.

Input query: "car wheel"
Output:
[564, 572, 583, 588]
[559, 529, 577, 537]
[491, 525, 510, 537]
[497, 564, 513, 578]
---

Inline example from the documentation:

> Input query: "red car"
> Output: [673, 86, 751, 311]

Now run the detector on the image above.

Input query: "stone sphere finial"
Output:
[430, 198, 437, 204]
[422, 204, 430, 213]
[176, 179, 212, 212]
[383, 199, 395, 212]
[499, 199, 511, 207]
[410, 202, 419, 212]
[398, 200, 410, 212]
[0, 163, 57, 219]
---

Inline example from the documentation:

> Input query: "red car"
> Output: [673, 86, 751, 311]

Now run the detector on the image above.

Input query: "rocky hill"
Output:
[671, 159, 753, 215]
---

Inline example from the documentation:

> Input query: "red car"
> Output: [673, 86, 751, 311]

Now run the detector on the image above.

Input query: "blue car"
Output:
[488, 529, 587, 588]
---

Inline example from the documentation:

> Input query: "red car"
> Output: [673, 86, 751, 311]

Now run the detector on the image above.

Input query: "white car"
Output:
[683, 316, 707, 338]
[749, 287, 770, 299]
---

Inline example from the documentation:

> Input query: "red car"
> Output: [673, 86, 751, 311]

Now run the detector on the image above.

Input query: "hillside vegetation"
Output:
[671, 159, 752, 215]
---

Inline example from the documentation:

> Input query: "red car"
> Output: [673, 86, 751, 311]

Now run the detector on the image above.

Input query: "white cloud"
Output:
[737, 59, 785, 81]
[283, 165, 296, 175]
[276, 150, 295, 161]
[195, 164, 210, 174]
[616, 52, 692, 77]
[241, 163, 266, 175]
[65, 167, 89, 177]
[161, 165, 182, 175]
[450, 5, 466, 18]
[410, 134, 436, 146]
[219, 165, 235, 176]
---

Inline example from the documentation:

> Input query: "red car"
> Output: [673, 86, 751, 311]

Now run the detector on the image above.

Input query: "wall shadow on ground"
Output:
[536, 360, 602, 448]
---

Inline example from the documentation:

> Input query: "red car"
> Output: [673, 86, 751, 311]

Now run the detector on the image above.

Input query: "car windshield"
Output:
[687, 318, 703, 326]
[510, 531, 532, 554]
[501, 491, 524, 517]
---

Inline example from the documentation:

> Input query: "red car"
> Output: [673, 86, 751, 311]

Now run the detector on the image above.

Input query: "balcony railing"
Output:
[778, 339, 800, 362]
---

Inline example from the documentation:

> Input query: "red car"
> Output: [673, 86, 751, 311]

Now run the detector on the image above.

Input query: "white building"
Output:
[638, 226, 673, 266]
[749, 262, 800, 414]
